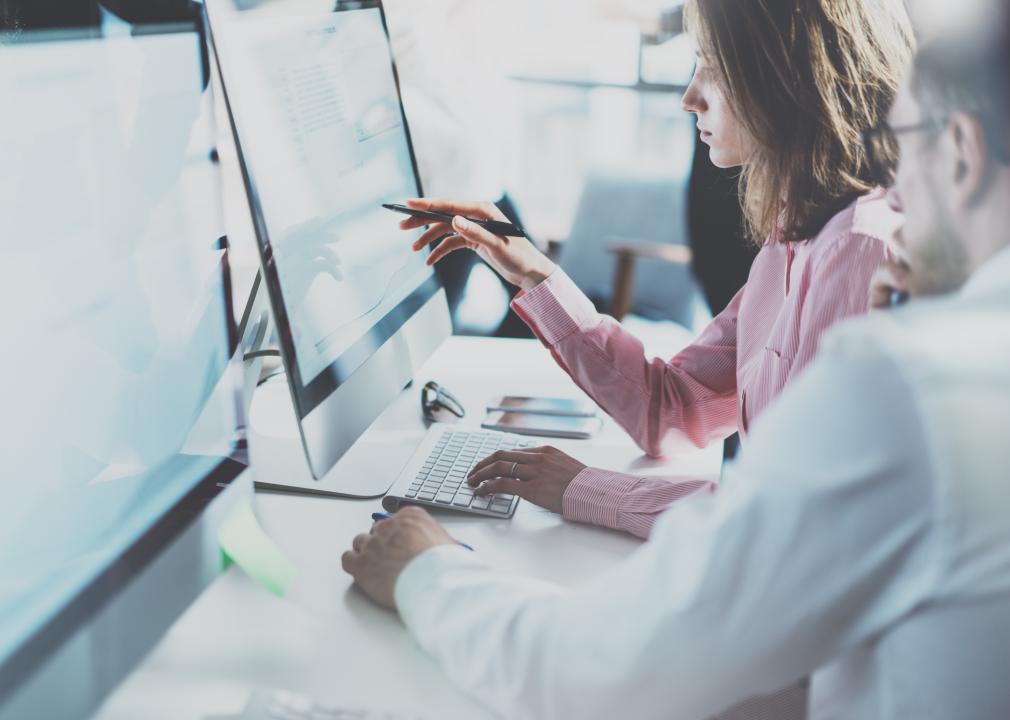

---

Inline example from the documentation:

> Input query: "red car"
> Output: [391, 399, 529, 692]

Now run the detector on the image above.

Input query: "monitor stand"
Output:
[246, 377, 402, 498]
[234, 270, 405, 498]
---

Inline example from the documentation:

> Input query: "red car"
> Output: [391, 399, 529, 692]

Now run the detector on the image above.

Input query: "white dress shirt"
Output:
[393, 246, 1010, 719]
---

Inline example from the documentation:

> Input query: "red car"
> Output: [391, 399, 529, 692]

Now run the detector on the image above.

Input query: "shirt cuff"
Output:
[511, 268, 600, 346]
[562, 467, 640, 530]
[394, 543, 483, 625]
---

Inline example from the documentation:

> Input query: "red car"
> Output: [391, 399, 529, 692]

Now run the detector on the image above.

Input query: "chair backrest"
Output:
[557, 169, 702, 328]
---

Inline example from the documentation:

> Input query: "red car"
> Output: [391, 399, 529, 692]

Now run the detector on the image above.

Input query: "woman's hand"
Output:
[466, 445, 587, 514]
[870, 258, 912, 309]
[400, 198, 556, 291]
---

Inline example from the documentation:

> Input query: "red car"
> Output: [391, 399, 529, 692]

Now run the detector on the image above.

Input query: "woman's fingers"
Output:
[467, 460, 529, 486]
[399, 215, 434, 231]
[469, 449, 538, 479]
[472, 476, 525, 498]
[411, 223, 453, 251]
[870, 261, 911, 309]
[451, 215, 503, 247]
[407, 197, 497, 220]
[425, 235, 473, 266]
[468, 451, 541, 486]
[425, 217, 507, 266]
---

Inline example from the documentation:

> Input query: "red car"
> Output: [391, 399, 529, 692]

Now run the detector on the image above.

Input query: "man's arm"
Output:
[375, 333, 942, 719]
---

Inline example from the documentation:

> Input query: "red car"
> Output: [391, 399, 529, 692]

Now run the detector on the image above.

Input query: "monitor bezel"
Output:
[0, 17, 247, 709]
[205, 0, 442, 423]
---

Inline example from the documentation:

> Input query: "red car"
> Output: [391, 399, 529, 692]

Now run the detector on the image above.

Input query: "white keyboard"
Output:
[382, 425, 535, 518]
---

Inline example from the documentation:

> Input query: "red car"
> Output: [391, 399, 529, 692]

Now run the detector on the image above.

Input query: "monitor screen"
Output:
[208, 0, 440, 420]
[0, 18, 243, 695]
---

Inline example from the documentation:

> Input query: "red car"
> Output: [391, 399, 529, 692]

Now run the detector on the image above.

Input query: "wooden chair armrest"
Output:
[608, 241, 692, 265]
[606, 239, 693, 321]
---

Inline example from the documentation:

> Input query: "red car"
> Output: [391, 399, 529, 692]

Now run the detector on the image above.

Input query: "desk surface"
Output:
[95, 336, 721, 720]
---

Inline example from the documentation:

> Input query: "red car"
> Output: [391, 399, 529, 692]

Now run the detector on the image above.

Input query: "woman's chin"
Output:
[707, 147, 743, 169]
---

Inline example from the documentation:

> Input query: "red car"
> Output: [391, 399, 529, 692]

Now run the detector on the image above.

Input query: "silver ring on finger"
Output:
[510, 461, 519, 478]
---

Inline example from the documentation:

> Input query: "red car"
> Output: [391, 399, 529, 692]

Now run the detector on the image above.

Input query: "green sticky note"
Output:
[218, 498, 296, 597]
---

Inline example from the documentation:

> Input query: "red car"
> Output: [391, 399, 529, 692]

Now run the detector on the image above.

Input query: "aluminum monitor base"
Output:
[247, 378, 406, 499]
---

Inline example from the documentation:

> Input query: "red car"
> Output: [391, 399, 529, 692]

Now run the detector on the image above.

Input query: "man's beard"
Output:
[907, 180, 971, 298]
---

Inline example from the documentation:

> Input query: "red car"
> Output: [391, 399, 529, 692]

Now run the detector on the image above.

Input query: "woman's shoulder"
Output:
[807, 188, 902, 262]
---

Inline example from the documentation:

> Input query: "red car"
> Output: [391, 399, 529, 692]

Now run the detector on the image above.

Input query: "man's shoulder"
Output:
[818, 294, 1010, 392]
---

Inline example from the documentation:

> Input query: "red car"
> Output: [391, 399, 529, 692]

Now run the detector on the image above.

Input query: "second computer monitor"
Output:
[207, 0, 451, 489]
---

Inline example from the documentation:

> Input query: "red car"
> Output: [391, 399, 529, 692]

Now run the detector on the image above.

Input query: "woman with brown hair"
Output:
[401, 0, 914, 538]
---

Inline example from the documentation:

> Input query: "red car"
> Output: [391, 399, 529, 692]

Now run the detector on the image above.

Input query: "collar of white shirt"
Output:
[960, 243, 1010, 299]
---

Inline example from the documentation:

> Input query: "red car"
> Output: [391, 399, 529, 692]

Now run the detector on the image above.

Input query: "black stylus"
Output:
[382, 203, 527, 238]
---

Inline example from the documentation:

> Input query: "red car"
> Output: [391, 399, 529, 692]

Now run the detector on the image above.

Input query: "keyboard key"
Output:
[395, 430, 526, 515]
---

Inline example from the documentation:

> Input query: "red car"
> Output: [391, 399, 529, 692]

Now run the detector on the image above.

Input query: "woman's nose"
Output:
[681, 76, 705, 114]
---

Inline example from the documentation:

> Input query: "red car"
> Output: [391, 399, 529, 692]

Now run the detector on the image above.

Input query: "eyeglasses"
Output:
[861, 118, 947, 188]
[421, 381, 465, 423]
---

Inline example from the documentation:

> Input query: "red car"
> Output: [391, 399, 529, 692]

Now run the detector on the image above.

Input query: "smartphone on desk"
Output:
[486, 395, 598, 417]
[482, 411, 602, 439]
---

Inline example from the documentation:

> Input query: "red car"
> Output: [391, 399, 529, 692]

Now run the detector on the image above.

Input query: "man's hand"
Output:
[870, 258, 912, 309]
[341, 507, 455, 609]
[467, 446, 588, 514]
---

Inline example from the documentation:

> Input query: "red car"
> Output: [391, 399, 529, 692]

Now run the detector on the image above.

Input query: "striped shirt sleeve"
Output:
[512, 269, 741, 456]
[562, 467, 716, 540]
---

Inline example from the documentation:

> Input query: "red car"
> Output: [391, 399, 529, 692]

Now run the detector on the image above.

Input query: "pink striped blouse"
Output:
[511, 188, 902, 539]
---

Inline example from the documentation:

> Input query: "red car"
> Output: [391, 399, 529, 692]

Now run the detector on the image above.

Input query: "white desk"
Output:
[95, 336, 721, 720]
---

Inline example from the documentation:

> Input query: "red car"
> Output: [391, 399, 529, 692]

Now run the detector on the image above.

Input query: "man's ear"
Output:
[948, 111, 992, 211]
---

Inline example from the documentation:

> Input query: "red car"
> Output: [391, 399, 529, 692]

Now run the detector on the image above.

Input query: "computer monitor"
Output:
[205, 0, 452, 493]
[0, 11, 251, 720]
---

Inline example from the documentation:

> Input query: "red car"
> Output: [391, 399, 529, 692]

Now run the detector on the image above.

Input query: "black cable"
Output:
[243, 349, 281, 361]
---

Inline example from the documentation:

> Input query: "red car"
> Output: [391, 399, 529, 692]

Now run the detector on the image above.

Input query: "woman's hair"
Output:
[685, 0, 915, 243]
